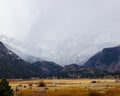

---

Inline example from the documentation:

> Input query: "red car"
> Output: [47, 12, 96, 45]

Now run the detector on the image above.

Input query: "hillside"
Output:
[0, 41, 38, 78]
[0, 41, 62, 78]
[85, 46, 120, 72]
[0, 41, 119, 79]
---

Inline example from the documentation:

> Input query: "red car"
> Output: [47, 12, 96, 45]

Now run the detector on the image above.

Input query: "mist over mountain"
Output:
[0, 41, 66, 78]
[0, 41, 111, 78]
[0, 35, 118, 65]
[0, 35, 41, 63]
[0, 0, 120, 65]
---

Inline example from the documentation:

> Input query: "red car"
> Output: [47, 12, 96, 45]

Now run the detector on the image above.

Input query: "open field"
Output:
[9, 79, 120, 96]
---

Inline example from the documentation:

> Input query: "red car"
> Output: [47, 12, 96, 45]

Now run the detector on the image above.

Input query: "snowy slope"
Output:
[0, 35, 41, 63]
[0, 35, 118, 65]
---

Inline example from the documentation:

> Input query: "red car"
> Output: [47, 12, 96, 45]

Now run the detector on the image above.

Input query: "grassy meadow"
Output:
[9, 79, 120, 96]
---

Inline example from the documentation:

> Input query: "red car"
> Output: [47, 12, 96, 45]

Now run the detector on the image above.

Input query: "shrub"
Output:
[23, 85, 26, 88]
[29, 83, 33, 87]
[38, 81, 46, 87]
[91, 81, 97, 83]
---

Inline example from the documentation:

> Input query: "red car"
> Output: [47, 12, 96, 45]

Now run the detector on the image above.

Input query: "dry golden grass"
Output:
[105, 88, 120, 96]
[46, 88, 89, 96]
[9, 79, 115, 85]
[17, 88, 120, 96]
[17, 89, 33, 96]
[8, 79, 120, 96]
[14, 85, 120, 96]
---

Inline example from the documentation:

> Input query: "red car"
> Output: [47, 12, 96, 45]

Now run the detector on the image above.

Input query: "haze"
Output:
[0, 0, 120, 65]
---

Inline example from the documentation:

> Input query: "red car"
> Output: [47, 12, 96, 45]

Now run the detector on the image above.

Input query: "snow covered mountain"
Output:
[0, 35, 118, 65]
[0, 35, 41, 63]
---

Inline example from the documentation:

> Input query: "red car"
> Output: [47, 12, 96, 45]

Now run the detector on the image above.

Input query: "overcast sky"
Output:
[0, 0, 120, 44]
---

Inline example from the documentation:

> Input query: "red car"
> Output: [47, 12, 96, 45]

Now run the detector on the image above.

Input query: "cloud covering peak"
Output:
[0, 0, 120, 65]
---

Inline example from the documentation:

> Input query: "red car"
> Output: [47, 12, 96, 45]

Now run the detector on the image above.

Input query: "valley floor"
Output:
[9, 79, 120, 96]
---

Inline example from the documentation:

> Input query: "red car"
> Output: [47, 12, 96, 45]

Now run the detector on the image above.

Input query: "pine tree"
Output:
[0, 79, 14, 96]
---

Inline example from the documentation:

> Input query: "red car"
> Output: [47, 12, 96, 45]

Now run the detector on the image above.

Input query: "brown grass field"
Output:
[8, 79, 120, 96]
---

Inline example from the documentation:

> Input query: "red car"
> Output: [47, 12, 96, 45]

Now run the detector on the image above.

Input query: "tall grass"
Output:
[105, 88, 120, 96]
[46, 88, 89, 96]
[17, 88, 120, 96]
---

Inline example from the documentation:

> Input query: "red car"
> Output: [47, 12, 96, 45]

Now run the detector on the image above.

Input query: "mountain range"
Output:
[0, 41, 64, 78]
[0, 35, 118, 65]
[0, 38, 120, 78]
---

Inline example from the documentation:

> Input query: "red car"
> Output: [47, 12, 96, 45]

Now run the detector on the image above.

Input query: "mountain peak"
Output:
[0, 41, 9, 52]
[0, 41, 4, 46]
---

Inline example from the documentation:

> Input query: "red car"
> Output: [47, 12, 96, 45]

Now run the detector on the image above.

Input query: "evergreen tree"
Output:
[0, 79, 14, 96]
